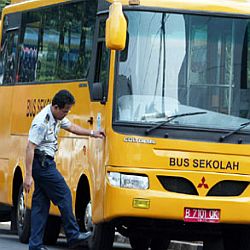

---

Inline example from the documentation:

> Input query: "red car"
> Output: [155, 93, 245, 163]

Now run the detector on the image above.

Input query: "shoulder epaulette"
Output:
[45, 114, 50, 123]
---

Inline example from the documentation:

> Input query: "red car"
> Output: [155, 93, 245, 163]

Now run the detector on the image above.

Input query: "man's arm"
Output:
[65, 123, 105, 138]
[24, 141, 37, 193]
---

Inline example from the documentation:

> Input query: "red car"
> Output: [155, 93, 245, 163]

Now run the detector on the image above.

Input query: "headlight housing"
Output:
[108, 172, 149, 190]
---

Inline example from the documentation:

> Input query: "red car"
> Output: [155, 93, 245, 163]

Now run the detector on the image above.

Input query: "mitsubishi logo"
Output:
[197, 177, 209, 189]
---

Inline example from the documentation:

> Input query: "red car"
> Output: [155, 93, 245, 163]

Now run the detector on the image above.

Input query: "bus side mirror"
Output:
[106, 1, 127, 51]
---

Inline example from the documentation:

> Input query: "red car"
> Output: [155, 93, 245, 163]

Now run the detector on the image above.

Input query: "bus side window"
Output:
[0, 57, 3, 85]
[94, 19, 110, 102]
[0, 14, 21, 85]
[0, 48, 3, 85]
[0, 18, 7, 85]
[18, 11, 41, 83]
[17, 0, 97, 83]
[1, 31, 19, 85]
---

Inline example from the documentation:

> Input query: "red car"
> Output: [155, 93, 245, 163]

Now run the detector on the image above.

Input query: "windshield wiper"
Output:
[219, 121, 250, 142]
[145, 111, 207, 135]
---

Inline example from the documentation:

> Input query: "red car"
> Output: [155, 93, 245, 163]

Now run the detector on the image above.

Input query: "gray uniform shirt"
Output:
[28, 104, 71, 157]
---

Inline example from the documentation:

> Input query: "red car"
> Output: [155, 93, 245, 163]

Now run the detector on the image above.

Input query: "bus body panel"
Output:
[107, 133, 250, 175]
[104, 177, 250, 224]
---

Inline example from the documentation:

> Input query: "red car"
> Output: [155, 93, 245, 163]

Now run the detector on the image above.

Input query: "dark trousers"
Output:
[29, 156, 80, 250]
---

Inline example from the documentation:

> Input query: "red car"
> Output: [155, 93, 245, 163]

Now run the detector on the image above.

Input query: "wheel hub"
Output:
[84, 202, 94, 232]
[17, 190, 26, 229]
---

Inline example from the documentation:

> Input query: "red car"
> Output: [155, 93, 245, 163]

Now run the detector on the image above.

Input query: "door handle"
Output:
[87, 116, 93, 125]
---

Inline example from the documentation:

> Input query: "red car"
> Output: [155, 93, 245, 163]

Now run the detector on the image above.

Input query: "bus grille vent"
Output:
[157, 176, 198, 195]
[207, 181, 249, 196]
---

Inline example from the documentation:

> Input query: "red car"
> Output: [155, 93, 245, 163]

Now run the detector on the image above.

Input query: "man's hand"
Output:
[67, 124, 106, 139]
[91, 129, 106, 139]
[25, 141, 36, 193]
[24, 175, 33, 193]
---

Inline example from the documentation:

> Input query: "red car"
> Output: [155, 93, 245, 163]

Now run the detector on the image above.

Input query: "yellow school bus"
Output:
[1, 0, 250, 249]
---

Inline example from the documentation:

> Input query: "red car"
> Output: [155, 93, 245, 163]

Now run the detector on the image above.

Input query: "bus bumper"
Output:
[103, 168, 250, 225]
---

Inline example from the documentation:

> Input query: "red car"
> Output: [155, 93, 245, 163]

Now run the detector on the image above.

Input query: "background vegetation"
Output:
[0, 0, 10, 17]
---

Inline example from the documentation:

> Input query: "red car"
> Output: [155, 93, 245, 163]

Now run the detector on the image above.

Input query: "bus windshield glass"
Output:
[114, 11, 250, 131]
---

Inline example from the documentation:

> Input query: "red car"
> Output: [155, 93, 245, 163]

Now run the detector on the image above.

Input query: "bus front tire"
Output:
[89, 222, 115, 250]
[223, 227, 250, 250]
[82, 201, 115, 250]
[17, 184, 31, 243]
[129, 235, 151, 250]
[150, 237, 170, 250]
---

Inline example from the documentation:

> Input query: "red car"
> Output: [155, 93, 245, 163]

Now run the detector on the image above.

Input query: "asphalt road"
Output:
[0, 222, 130, 250]
[0, 222, 204, 250]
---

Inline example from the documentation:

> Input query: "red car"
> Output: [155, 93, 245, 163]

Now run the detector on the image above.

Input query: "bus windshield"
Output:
[114, 11, 250, 131]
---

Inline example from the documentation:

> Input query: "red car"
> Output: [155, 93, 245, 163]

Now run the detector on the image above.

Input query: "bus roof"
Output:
[106, 0, 250, 15]
[6, 0, 250, 16]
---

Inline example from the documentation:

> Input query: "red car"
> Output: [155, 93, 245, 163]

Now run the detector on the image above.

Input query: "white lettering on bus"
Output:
[169, 157, 239, 171]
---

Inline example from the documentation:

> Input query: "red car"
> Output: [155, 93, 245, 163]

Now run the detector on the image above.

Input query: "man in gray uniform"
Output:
[24, 89, 105, 250]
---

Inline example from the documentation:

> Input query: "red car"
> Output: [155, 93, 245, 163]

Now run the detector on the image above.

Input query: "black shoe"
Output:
[69, 232, 92, 249]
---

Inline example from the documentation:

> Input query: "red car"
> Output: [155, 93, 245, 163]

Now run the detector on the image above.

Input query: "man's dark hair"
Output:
[52, 90, 75, 109]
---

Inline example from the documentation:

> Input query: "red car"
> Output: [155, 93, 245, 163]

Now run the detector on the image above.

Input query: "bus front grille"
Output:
[207, 181, 249, 196]
[157, 176, 198, 195]
[157, 176, 249, 197]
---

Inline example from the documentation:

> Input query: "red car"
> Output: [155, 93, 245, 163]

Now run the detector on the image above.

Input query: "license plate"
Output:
[184, 208, 220, 223]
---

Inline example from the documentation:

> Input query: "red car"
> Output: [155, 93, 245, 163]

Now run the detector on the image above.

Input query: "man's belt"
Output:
[34, 149, 54, 167]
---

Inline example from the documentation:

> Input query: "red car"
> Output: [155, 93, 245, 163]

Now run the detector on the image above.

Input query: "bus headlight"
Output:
[108, 172, 149, 190]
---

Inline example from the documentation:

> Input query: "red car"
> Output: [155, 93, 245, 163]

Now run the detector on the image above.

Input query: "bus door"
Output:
[87, 15, 110, 219]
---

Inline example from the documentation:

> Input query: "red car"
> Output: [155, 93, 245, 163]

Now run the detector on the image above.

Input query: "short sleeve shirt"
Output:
[28, 104, 71, 157]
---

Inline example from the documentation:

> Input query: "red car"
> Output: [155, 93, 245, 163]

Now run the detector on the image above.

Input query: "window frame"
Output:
[3, 0, 98, 86]
[88, 14, 110, 103]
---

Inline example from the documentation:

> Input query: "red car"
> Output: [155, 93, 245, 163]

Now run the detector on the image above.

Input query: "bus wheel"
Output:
[43, 215, 61, 245]
[222, 227, 241, 250]
[129, 235, 151, 250]
[84, 201, 115, 250]
[17, 184, 31, 243]
[223, 227, 250, 250]
[150, 237, 170, 250]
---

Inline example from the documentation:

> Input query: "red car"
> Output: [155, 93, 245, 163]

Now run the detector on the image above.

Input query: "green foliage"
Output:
[0, 0, 10, 17]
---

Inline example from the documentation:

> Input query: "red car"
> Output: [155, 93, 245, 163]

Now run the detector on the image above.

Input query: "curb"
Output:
[169, 240, 203, 250]
[115, 233, 203, 249]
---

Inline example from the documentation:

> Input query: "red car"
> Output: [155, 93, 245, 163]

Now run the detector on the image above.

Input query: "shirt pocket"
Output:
[46, 129, 55, 141]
